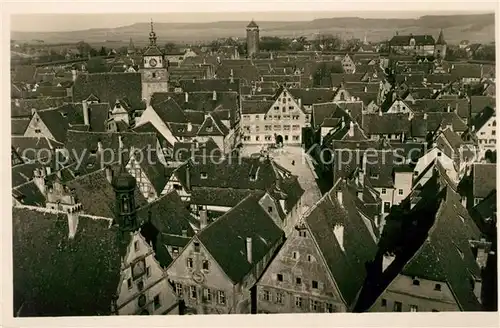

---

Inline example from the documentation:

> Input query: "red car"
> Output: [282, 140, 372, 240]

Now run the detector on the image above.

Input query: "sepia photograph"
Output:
[3, 0, 498, 325]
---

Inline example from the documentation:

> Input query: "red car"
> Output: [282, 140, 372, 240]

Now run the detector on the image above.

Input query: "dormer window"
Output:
[206, 126, 213, 132]
[201, 172, 208, 179]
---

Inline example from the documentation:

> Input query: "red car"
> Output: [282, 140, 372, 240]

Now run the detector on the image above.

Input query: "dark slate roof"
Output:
[288, 88, 336, 106]
[67, 168, 147, 218]
[241, 100, 273, 114]
[143, 45, 164, 56]
[132, 147, 169, 195]
[470, 96, 496, 112]
[197, 193, 284, 284]
[390, 34, 435, 46]
[197, 113, 229, 136]
[305, 180, 377, 307]
[13, 207, 127, 316]
[137, 191, 195, 236]
[178, 78, 240, 92]
[450, 64, 482, 79]
[73, 73, 144, 110]
[151, 91, 239, 114]
[12, 65, 37, 84]
[399, 184, 482, 311]
[472, 163, 496, 199]
[11, 97, 72, 118]
[189, 157, 281, 190]
[331, 73, 365, 86]
[12, 181, 46, 207]
[11, 117, 30, 135]
[190, 187, 263, 207]
[361, 113, 411, 135]
[11, 137, 64, 161]
[471, 106, 495, 132]
[215, 64, 261, 84]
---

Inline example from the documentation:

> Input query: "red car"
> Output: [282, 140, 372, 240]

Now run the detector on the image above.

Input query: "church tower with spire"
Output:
[246, 20, 260, 57]
[127, 38, 136, 55]
[112, 162, 139, 232]
[434, 29, 447, 60]
[140, 20, 169, 105]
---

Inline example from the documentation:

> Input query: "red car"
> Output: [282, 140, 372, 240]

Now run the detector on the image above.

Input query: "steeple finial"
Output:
[149, 18, 157, 46]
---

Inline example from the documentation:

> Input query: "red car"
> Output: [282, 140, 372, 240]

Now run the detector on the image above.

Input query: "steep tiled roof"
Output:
[12, 181, 46, 207]
[11, 137, 64, 161]
[179, 78, 240, 92]
[288, 88, 335, 106]
[13, 207, 127, 316]
[11, 117, 30, 135]
[305, 181, 377, 307]
[11, 97, 71, 118]
[400, 183, 482, 311]
[190, 187, 263, 207]
[197, 193, 284, 283]
[12, 65, 37, 84]
[471, 106, 495, 132]
[137, 191, 195, 236]
[73, 73, 144, 110]
[472, 163, 496, 199]
[241, 100, 273, 114]
[361, 113, 411, 135]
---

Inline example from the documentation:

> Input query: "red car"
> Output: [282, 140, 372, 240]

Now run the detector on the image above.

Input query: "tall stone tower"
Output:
[140, 20, 169, 105]
[434, 29, 447, 60]
[246, 20, 260, 57]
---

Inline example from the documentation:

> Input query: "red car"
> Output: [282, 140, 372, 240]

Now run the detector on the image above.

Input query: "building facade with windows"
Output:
[240, 86, 309, 145]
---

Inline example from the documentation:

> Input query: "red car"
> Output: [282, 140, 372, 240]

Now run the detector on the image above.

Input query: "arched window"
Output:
[122, 195, 130, 212]
[339, 92, 345, 101]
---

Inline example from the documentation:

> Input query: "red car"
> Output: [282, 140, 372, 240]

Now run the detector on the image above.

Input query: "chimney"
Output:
[212, 90, 217, 101]
[298, 98, 302, 107]
[378, 109, 383, 116]
[182, 229, 187, 237]
[230, 68, 234, 77]
[200, 209, 208, 230]
[105, 165, 113, 183]
[357, 190, 363, 201]
[348, 121, 354, 137]
[118, 135, 124, 150]
[382, 253, 395, 272]
[336, 189, 343, 206]
[82, 100, 90, 125]
[71, 69, 77, 82]
[447, 103, 451, 112]
[246, 237, 253, 264]
[67, 204, 82, 239]
[360, 154, 367, 185]
[364, 86, 368, 93]
[423, 113, 428, 120]
[45, 166, 52, 175]
[33, 168, 47, 194]
[187, 122, 193, 132]
[185, 92, 189, 103]
[185, 163, 191, 190]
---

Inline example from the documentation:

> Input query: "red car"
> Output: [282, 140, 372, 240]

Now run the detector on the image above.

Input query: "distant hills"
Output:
[11, 13, 495, 46]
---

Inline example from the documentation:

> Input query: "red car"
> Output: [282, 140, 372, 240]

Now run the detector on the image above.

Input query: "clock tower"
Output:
[141, 20, 169, 105]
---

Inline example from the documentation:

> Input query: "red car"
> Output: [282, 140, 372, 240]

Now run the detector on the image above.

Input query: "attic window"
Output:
[193, 242, 200, 253]
[268, 206, 273, 213]
[412, 278, 420, 286]
[206, 126, 213, 132]
[434, 283, 442, 291]
[200, 172, 208, 179]
[370, 172, 379, 179]
[437, 152, 442, 157]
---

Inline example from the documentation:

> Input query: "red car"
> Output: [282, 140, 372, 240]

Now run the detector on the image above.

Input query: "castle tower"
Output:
[112, 163, 139, 232]
[140, 19, 169, 105]
[246, 20, 260, 57]
[434, 29, 447, 60]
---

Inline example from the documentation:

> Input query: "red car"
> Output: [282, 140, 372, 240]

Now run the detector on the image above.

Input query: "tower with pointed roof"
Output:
[140, 19, 169, 105]
[246, 20, 260, 57]
[434, 29, 447, 60]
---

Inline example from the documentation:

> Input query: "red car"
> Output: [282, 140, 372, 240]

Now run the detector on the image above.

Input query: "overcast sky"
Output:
[11, 8, 494, 32]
